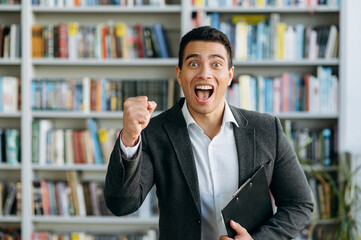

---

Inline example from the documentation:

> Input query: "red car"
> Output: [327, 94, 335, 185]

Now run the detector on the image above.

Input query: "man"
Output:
[104, 26, 313, 240]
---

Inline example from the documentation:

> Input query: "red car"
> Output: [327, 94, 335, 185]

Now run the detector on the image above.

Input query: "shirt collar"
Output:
[181, 99, 239, 128]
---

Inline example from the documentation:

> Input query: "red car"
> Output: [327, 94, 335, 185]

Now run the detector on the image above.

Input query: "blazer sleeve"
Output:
[104, 134, 154, 216]
[252, 117, 314, 240]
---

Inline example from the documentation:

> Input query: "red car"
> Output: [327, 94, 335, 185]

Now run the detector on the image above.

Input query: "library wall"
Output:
[3, 0, 361, 239]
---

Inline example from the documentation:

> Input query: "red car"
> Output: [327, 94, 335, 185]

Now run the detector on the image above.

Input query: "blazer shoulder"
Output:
[230, 105, 277, 129]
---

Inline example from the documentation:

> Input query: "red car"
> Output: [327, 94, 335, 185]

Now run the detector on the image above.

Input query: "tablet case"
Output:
[221, 165, 273, 237]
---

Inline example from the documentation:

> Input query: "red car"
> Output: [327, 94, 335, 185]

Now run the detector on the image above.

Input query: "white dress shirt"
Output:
[120, 100, 239, 240]
[181, 100, 239, 239]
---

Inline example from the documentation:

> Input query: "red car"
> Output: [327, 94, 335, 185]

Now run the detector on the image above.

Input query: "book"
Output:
[222, 165, 273, 237]
[3, 182, 17, 215]
[5, 129, 20, 165]
[152, 23, 169, 58]
[0, 182, 3, 215]
[85, 118, 103, 165]
[66, 170, 80, 216]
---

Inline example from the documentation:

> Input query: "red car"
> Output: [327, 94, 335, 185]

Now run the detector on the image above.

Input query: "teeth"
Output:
[195, 85, 213, 90]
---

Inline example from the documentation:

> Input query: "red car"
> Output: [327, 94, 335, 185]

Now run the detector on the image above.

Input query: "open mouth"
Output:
[194, 85, 214, 101]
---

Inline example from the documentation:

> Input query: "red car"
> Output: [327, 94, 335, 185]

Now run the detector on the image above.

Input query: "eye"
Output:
[189, 61, 198, 67]
[212, 62, 222, 67]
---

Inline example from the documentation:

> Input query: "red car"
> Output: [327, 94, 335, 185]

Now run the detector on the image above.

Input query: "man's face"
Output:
[176, 41, 234, 118]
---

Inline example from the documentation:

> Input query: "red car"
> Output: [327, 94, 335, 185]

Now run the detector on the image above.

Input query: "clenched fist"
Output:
[121, 96, 157, 147]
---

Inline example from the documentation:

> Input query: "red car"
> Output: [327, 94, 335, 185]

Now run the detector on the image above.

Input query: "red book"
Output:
[77, 131, 86, 164]
[135, 23, 144, 58]
[90, 79, 97, 111]
[101, 25, 108, 59]
[40, 179, 51, 216]
[72, 130, 81, 164]
[58, 23, 68, 58]
[282, 72, 289, 112]
[304, 74, 311, 112]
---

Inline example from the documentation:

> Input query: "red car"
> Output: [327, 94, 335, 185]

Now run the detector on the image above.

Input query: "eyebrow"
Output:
[185, 53, 226, 61]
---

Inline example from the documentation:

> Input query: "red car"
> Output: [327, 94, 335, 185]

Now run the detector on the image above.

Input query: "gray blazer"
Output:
[104, 98, 313, 240]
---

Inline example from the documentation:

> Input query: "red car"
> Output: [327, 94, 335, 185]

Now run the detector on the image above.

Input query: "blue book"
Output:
[256, 21, 265, 60]
[75, 79, 83, 111]
[295, 24, 305, 59]
[322, 128, 332, 166]
[265, 78, 273, 113]
[47, 181, 58, 215]
[247, 25, 254, 60]
[31, 80, 37, 110]
[210, 12, 220, 30]
[152, 23, 169, 58]
[86, 118, 103, 165]
[101, 78, 107, 111]
[5, 129, 19, 165]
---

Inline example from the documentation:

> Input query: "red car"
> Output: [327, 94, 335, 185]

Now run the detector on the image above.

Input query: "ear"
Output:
[228, 66, 234, 86]
[176, 66, 182, 86]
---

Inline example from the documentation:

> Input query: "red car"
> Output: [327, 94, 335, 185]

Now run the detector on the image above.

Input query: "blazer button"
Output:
[197, 219, 201, 224]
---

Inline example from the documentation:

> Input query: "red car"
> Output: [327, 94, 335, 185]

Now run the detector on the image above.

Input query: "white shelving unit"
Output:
[3, 0, 361, 239]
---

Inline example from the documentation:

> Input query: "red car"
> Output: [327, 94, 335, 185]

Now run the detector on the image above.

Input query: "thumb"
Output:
[230, 220, 248, 236]
[147, 101, 157, 114]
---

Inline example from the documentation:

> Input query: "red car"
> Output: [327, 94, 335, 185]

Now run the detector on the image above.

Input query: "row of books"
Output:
[0, 25, 21, 59]
[308, 175, 338, 220]
[193, 0, 340, 7]
[0, 228, 21, 240]
[31, 78, 176, 112]
[0, 182, 21, 216]
[194, 13, 338, 60]
[0, 0, 21, 4]
[226, 67, 338, 114]
[33, 172, 158, 217]
[32, 119, 118, 165]
[289, 126, 337, 166]
[0, 76, 21, 113]
[32, 0, 166, 7]
[0, 129, 20, 165]
[32, 229, 157, 240]
[33, 176, 112, 216]
[32, 22, 170, 59]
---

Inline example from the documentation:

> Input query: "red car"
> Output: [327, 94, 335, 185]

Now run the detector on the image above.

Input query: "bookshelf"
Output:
[2, 0, 361, 239]
[0, 3, 22, 239]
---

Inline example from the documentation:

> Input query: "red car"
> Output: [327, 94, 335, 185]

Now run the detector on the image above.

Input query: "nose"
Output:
[197, 65, 212, 80]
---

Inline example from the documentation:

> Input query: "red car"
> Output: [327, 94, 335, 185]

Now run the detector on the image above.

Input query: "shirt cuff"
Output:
[119, 132, 141, 159]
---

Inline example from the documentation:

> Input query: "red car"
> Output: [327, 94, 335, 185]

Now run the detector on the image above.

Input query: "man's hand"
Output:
[121, 96, 157, 147]
[219, 220, 254, 240]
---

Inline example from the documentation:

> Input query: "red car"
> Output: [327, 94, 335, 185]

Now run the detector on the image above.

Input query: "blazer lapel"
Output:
[230, 106, 256, 187]
[163, 99, 201, 214]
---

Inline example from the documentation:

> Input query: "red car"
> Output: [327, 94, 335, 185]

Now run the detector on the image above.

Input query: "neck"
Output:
[187, 102, 225, 140]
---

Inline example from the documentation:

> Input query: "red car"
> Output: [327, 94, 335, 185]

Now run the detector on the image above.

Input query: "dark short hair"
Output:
[178, 26, 233, 70]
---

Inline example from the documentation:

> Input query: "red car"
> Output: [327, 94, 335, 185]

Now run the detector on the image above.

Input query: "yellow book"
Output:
[66, 171, 80, 216]
[115, 22, 129, 58]
[239, 75, 251, 110]
[232, 15, 267, 25]
[256, 0, 265, 7]
[235, 21, 248, 61]
[71, 233, 80, 240]
[194, 0, 204, 7]
[98, 128, 111, 164]
[276, 23, 287, 60]
[68, 22, 79, 60]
